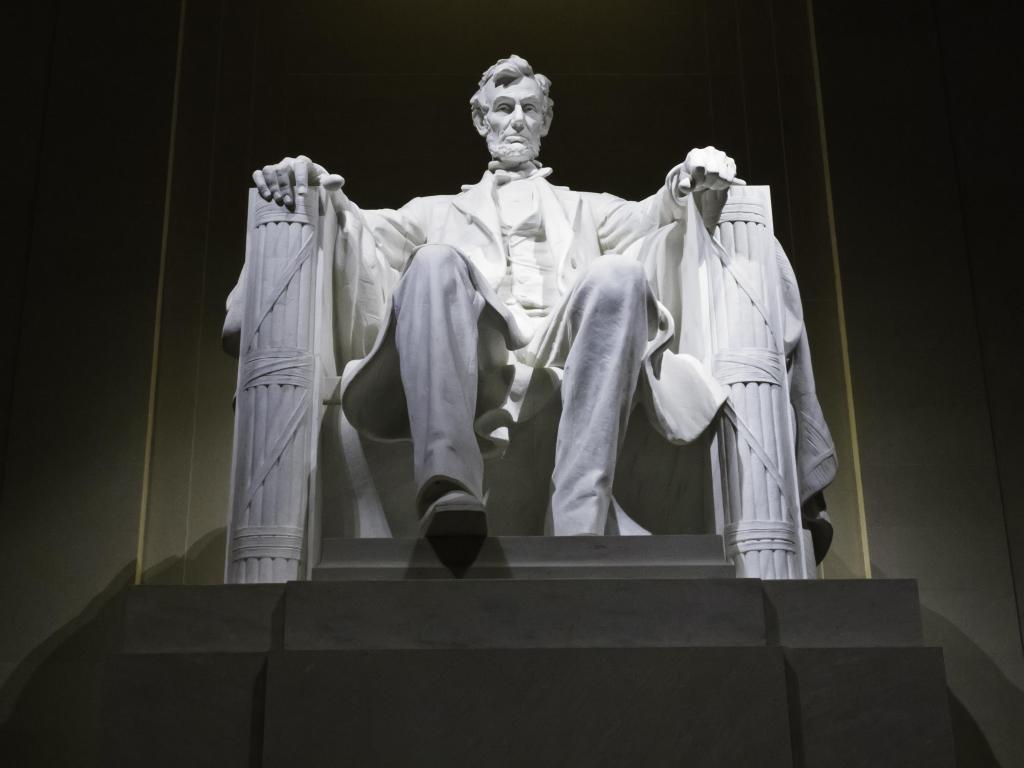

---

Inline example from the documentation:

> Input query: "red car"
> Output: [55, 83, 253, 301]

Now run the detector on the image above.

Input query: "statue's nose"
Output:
[510, 104, 525, 126]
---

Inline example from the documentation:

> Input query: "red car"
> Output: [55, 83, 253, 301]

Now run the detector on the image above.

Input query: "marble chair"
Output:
[222, 184, 831, 583]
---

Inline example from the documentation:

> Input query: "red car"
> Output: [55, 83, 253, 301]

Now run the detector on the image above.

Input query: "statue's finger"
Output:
[276, 165, 294, 210]
[730, 176, 747, 187]
[293, 157, 310, 196]
[665, 164, 689, 204]
[719, 156, 737, 182]
[252, 170, 272, 200]
[263, 165, 283, 204]
[673, 174, 692, 204]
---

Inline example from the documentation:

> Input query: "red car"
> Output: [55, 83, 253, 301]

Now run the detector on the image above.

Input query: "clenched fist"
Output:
[666, 146, 745, 206]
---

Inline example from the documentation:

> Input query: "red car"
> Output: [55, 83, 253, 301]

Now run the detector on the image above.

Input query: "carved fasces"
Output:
[225, 188, 322, 583]
[705, 187, 811, 579]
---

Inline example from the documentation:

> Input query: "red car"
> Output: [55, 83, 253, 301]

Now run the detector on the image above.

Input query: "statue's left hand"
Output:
[252, 155, 336, 212]
[666, 146, 745, 206]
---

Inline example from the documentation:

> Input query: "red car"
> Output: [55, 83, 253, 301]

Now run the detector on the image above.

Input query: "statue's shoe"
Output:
[419, 490, 487, 538]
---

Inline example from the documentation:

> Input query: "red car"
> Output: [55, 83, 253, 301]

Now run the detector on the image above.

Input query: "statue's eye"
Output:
[495, 103, 512, 113]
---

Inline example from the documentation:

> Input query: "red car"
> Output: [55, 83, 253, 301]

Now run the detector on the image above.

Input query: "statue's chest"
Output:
[497, 182, 542, 234]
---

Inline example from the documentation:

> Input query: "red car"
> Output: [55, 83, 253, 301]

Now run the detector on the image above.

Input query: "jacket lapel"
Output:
[452, 172, 503, 253]
[534, 179, 582, 288]
[450, 171, 583, 291]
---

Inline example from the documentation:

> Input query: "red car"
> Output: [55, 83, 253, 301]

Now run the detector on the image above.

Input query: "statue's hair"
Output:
[470, 54, 553, 122]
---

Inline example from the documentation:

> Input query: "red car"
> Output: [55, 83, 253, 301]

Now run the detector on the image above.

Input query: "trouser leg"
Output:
[548, 255, 655, 535]
[392, 244, 486, 511]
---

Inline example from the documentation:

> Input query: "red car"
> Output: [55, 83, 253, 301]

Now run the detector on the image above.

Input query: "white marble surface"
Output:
[224, 55, 835, 582]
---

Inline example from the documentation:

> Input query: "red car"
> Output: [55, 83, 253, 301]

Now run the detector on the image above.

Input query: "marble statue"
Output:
[222, 55, 836, 583]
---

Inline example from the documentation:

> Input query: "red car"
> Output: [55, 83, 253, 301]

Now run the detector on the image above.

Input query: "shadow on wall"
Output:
[921, 605, 1022, 768]
[871, 565, 1020, 767]
[0, 530, 225, 767]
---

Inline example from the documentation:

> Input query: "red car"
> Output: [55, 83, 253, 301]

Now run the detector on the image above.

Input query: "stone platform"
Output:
[315, 533, 734, 580]
[99, 538, 955, 767]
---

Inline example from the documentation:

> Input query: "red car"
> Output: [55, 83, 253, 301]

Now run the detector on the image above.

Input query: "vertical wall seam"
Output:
[805, 0, 872, 577]
[927, 0, 1023, 651]
[182, 0, 228, 584]
[732, 0, 753, 174]
[135, 0, 188, 585]
[1, 2, 62, 505]
[766, 0, 799, 266]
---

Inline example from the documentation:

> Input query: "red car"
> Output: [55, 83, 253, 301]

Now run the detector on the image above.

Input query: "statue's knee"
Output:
[581, 254, 646, 296]
[407, 243, 463, 277]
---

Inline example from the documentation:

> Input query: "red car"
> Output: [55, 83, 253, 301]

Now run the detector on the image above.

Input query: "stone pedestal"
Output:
[315, 533, 733, 580]
[100, 539, 955, 766]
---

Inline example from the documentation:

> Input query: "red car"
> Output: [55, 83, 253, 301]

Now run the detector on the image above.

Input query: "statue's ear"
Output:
[540, 106, 554, 138]
[473, 108, 489, 137]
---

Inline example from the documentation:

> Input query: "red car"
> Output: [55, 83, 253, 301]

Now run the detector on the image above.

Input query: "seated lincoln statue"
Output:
[223, 54, 836, 582]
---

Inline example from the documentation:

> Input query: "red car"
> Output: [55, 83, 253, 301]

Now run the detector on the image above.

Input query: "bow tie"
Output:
[490, 163, 553, 186]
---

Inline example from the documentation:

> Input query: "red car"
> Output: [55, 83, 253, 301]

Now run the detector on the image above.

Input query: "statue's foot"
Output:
[419, 490, 487, 538]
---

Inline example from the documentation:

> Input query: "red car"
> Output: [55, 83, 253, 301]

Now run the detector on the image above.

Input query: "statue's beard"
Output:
[488, 135, 540, 167]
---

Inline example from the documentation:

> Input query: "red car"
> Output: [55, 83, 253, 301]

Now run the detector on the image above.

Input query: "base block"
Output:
[785, 647, 955, 767]
[262, 647, 794, 768]
[99, 653, 266, 767]
[98, 568, 955, 766]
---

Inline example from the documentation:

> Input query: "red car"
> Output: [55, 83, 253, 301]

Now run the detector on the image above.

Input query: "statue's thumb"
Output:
[322, 174, 349, 216]
[321, 173, 346, 190]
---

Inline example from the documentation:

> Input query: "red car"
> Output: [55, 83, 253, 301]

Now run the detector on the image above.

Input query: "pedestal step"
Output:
[314, 534, 733, 580]
[285, 578, 764, 649]
[104, 574, 952, 766]
[120, 576, 926, 653]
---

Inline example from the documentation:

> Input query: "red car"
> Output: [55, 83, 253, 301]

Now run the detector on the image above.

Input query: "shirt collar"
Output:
[488, 160, 554, 186]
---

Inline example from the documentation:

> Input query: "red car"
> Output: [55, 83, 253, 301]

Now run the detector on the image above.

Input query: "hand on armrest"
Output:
[252, 155, 335, 212]
[665, 146, 745, 230]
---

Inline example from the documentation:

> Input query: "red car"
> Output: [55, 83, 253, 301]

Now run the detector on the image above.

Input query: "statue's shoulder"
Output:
[578, 190, 624, 203]
[571, 190, 628, 216]
[398, 193, 457, 214]
[404, 193, 457, 205]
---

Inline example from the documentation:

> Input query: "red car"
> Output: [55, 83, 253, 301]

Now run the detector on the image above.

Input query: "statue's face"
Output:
[475, 76, 550, 166]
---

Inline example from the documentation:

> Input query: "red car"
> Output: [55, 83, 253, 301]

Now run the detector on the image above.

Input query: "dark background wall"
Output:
[2, 0, 1021, 764]
[2, 1, 181, 763]
[812, 1, 1023, 762]
[135, 0, 866, 586]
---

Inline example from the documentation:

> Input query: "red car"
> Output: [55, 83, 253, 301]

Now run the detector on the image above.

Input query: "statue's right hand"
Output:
[252, 155, 329, 210]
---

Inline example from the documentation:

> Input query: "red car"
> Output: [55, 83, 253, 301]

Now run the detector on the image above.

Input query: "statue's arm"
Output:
[595, 146, 745, 253]
[358, 196, 436, 272]
[593, 186, 689, 253]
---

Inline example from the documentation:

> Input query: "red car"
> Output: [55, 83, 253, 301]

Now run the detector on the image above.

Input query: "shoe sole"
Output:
[419, 504, 488, 538]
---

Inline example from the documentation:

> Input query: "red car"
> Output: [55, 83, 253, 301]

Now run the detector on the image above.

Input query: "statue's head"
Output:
[470, 54, 554, 167]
